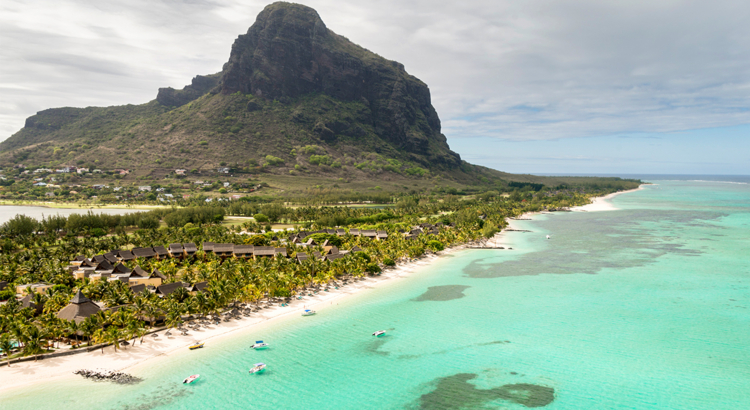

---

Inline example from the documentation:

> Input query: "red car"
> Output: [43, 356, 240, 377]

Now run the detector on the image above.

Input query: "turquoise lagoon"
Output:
[3, 179, 749, 409]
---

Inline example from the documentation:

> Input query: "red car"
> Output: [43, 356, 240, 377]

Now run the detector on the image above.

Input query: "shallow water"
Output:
[3, 179, 749, 409]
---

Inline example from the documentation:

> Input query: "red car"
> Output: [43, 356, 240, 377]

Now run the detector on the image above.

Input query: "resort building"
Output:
[153, 246, 169, 259]
[213, 243, 235, 258]
[233, 245, 254, 259]
[15, 282, 53, 295]
[127, 266, 166, 287]
[184, 243, 198, 257]
[132, 247, 157, 260]
[56, 290, 102, 323]
[168, 243, 185, 258]
[187, 282, 208, 294]
[155, 282, 187, 297]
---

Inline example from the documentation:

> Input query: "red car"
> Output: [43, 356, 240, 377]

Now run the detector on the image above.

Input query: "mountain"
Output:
[0, 2, 492, 185]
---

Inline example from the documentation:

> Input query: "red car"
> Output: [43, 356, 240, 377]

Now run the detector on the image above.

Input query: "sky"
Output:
[1, 0, 749, 175]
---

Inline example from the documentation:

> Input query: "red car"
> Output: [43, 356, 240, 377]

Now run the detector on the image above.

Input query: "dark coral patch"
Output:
[420, 373, 554, 409]
[413, 285, 470, 301]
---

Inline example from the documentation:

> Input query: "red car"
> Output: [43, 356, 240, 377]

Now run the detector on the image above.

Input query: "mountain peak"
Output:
[220, 2, 329, 98]
[219, 3, 460, 166]
[1, 2, 464, 174]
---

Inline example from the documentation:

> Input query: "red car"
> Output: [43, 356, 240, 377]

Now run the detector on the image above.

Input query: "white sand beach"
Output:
[572, 185, 644, 212]
[0, 188, 644, 393]
[0, 248, 461, 393]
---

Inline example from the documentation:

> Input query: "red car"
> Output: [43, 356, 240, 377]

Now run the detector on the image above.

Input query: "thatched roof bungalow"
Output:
[168, 243, 185, 258]
[184, 243, 198, 257]
[56, 290, 101, 323]
[155, 282, 186, 297]
[233, 245, 254, 259]
[213, 243, 234, 258]
[153, 246, 169, 259]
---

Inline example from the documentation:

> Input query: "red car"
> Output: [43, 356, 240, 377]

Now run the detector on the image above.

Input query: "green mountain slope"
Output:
[0, 2, 640, 194]
[0, 2, 473, 181]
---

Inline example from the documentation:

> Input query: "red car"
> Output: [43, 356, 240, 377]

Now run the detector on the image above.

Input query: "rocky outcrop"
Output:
[74, 368, 142, 384]
[220, 2, 461, 167]
[157, 73, 220, 107]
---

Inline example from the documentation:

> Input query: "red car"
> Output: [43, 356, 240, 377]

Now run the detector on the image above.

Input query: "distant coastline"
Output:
[571, 185, 645, 212]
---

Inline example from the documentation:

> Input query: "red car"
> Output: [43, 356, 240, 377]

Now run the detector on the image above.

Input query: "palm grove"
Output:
[0, 182, 638, 363]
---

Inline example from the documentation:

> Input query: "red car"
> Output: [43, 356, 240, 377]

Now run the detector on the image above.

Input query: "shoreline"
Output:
[0, 187, 645, 394]
[0, 244, 470, 394]
[482, 186, 645, 248]
[571, 185, 645, 212]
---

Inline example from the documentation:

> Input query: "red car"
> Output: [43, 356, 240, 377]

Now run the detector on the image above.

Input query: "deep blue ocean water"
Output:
[2, 178, 749, 409]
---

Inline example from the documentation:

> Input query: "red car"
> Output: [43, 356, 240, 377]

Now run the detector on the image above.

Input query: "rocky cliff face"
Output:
[220, 2, 461, 167]
[156, 73, 220, 107]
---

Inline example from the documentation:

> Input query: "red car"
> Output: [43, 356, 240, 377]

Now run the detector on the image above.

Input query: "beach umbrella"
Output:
[151, 333, 158, 338]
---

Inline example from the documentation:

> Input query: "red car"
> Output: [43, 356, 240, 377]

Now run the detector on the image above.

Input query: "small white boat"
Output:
[252, 340, 269, 349]
[546, 235, 550, 239]
[183, 374, 200, 384]
[249, 363, 267, 374]
[372, 330, 386, 337]
[302, 309, 316, 316]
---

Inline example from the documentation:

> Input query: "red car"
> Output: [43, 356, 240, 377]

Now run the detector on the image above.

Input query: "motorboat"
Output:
[251, 340, 269, 349]
[189, 342, 204, 350]
[249, 363, 267, 374]
[372, 330, 386, 337]
[183, 374, 200, 384]
[302, 309, 316, 316]
[546, 235, 550, 239]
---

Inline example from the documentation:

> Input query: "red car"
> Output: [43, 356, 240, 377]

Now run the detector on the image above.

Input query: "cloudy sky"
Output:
[2, 0, 749, 174]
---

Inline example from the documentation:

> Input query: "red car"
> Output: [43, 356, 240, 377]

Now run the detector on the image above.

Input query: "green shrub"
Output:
[365, 263, 382, 274]
[0, 289, 14, 301]
[137, 216, 160, 230]
[383, 257, 396, 266]
[265, 155, 284, 166]
[309, 154, 331, 166]
[408, 245, 424, 258]
[90, 228, 107, 237]
[247, 234, 269, 246]
[301, 145, 322, 155]
[482, 224, 499, 239]
[426, 240, 445, 252]
[198, 141, 208, 145]
[405, 167, 429, 177]
[253, 213, 269, 223]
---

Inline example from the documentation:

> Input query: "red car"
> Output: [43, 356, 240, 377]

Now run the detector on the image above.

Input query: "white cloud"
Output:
[1, 0, 749, 143]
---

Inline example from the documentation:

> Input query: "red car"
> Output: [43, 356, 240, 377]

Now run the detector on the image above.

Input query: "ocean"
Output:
[2, 178, 749, 409]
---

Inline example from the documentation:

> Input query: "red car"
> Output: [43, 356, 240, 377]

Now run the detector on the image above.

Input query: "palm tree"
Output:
[65, 320, 80, 347]
[0, 334, 16, 366]
[127, 320, 144, 347]
[105, 326, 123, 353]
[23, 324, 46, 361]
[144, 303, 161, 329]
[79, 317, 99, 347]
